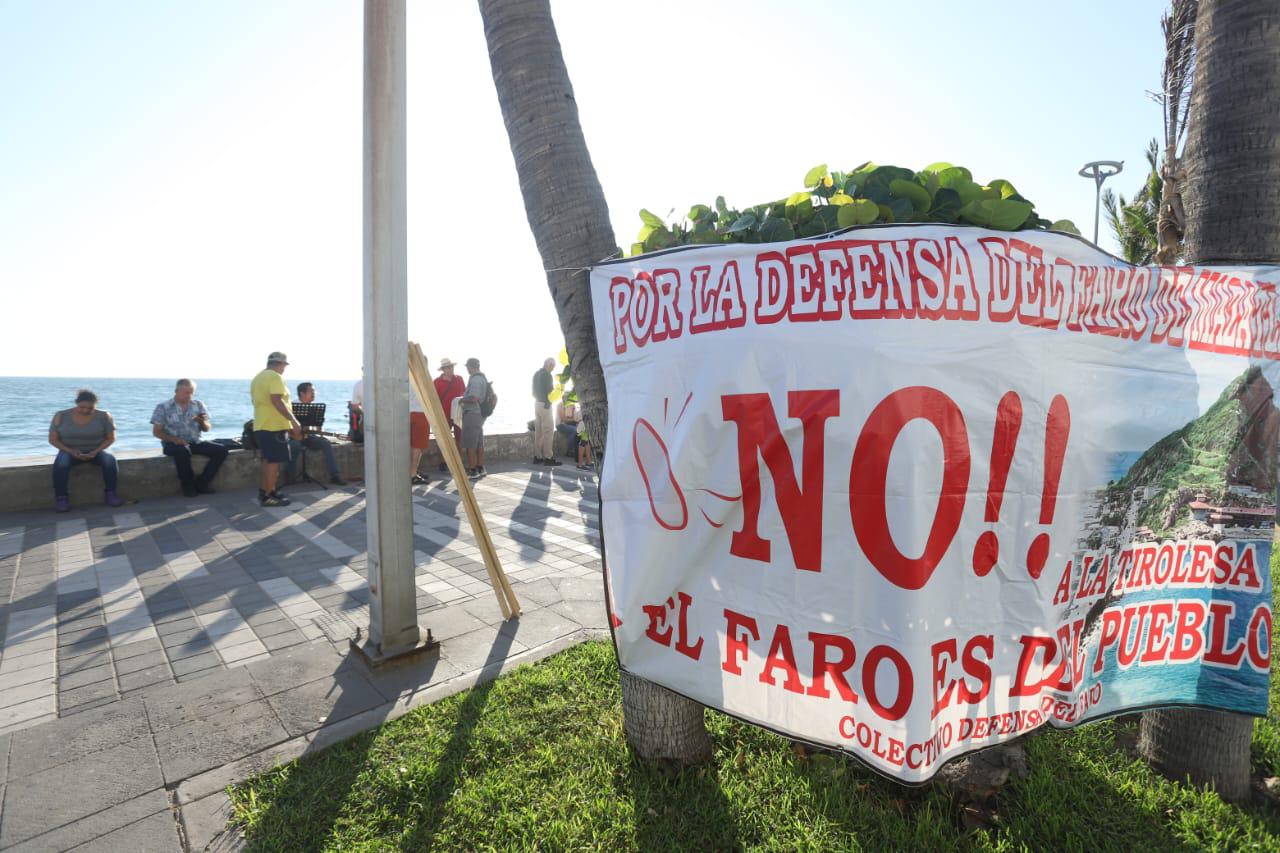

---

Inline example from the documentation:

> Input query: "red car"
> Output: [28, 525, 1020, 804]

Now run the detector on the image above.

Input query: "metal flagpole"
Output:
[357, 0, 431, 662]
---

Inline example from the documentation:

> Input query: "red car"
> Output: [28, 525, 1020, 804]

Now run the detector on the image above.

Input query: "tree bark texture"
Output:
[620, 670, 713, 765]
[1181, 0, 1280, 263]
[1139, 0, 1279, 802]
[477, 0, 711, 764]
[1139, 707, 1255, 801]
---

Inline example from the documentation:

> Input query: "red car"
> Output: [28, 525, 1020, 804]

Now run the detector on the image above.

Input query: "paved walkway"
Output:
[0, 464, 605, 851]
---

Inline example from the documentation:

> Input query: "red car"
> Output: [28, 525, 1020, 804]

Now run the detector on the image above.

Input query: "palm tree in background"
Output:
[1153, 0, 1198, 264]
[476, 0, 712, 764]
[1103, 140, 1162, 264]
[1138, 0, 1280, 802]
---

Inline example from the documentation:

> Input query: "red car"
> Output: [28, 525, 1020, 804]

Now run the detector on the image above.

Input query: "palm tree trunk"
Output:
[477, 0, 711, 764]
[1138, 0, 1280, 802]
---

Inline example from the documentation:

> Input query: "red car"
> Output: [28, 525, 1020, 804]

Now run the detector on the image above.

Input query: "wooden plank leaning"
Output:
[408, 342, 521, 619]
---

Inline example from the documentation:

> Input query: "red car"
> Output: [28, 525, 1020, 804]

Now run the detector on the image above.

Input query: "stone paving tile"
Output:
[57, 661, 114, 691]
[154, 698, 289, 783]
[265, 666, 387, 737]
[440, 626, 529, 673]
[59, 677, 119, 711]
[0, 738, 163, 848]
[144, 667, 262, 732]
[168, 649, 223, 678]
[7, 698, 150, 780]
[2, 789, 170, 853]
[246, 642, 344, 698]
[67, 808, 179, 852]
[178, 790, 243, 853]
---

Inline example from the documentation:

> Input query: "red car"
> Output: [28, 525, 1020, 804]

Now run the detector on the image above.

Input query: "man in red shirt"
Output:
[434, 357, 466, 470]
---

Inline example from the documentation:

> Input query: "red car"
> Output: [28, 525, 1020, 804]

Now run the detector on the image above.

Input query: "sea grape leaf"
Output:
[959, 199, 1033, 230]
[639, 208, 665, 228]
[803, 164, 828, 187]
[887, 197, 915, 222]
[890, 179, 931, 212]
[812, 204, 841, 232]
[1051, 219, 1082, 236]
[935, 166, 974, 188]
[929, 188, 961, 222]
[759, 216, 796, 242]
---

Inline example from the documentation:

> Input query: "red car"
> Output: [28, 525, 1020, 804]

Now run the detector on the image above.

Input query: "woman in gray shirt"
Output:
[49, 389, 122, 512]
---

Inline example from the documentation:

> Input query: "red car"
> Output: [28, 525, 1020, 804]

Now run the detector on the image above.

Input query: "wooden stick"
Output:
[408, 342, 521, 618]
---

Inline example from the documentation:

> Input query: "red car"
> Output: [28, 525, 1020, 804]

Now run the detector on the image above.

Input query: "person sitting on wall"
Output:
[49, 389, 123, 512]
[151, 378, 228, 497]
[287, 382, 346, 486]
[556, 397, 580, 460]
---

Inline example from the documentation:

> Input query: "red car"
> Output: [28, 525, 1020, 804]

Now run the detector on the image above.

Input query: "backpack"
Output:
[241, 420, 258, 450]
[348, 404, 365, 444]
[480, 378, 498, 418]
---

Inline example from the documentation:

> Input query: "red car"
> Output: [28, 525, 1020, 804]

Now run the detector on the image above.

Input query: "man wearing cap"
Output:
[460, 357, 489, 478]
[250, 352, 301, 507]
[434, 357, 465, 470]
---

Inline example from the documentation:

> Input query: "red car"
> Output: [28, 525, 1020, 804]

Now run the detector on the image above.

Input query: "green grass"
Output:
[231, 630, 1280, 851]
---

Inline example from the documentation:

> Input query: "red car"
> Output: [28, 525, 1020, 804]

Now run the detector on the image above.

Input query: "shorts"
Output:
[460, 410, 484, 450]
[254, 430, 291, 464]
[410, 412, 429, 449]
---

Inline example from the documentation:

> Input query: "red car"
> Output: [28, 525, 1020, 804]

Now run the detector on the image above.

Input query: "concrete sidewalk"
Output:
[0, 464, 606, 851]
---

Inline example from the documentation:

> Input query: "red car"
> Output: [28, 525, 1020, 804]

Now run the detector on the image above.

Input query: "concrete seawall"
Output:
[0, 431, 538, 513]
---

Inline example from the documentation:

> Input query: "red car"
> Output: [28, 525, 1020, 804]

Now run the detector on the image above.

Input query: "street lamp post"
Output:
[1079, 160, 1124, 246]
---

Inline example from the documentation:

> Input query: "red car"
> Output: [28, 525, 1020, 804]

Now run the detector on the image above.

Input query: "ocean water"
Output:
[0, 376, 530, 460]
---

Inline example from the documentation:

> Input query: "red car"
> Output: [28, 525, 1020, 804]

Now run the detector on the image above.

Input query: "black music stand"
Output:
[291, 402, 328, 490]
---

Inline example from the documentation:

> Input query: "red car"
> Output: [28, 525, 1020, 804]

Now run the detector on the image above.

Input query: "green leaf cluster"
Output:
[629, 162, 1080, 256]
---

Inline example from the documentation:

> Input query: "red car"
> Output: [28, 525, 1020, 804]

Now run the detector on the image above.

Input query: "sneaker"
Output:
[104, 489, 124, 507]
[330, 476, 347, 486]
[261, 493, 288, 507]
[55, 495, 71, 513]
[544, 458, 563, 467]
[268, 490, 292, 506]
[468, 467, 481, 480]
[476, 466, 487, 477]
[411, 474, 428, 485]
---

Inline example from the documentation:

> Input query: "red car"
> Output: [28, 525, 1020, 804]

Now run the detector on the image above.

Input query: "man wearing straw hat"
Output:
[434, 357, 465, 471]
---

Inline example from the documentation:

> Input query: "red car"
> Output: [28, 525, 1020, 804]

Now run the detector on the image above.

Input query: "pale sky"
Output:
[1, 0, 1167, 386]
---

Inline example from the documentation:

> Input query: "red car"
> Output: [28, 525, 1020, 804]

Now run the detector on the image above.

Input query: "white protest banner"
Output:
[590, 224, 1276, 783]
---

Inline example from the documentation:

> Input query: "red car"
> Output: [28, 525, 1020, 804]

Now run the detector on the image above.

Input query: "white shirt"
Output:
[352, 379, 423, 413]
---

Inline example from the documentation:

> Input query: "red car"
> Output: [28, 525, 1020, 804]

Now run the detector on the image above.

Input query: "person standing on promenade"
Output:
[434, 358, 465, 471]
[151, 379, 228, 497]
[287, 382, 346, 486]
[352, 376, 429, 484]
[460, 357, 490, 479]
[250, 352, 301, 507]
[49, 389, 123, 512]
[409, 382, 430, 485]
[531, 357, 561, 467]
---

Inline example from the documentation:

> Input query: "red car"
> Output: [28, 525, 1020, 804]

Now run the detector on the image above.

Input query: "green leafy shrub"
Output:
[631, 162, 1080, 256]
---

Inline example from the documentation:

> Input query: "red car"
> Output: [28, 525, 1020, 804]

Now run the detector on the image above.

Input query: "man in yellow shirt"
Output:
[250, 351, 302, 507]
